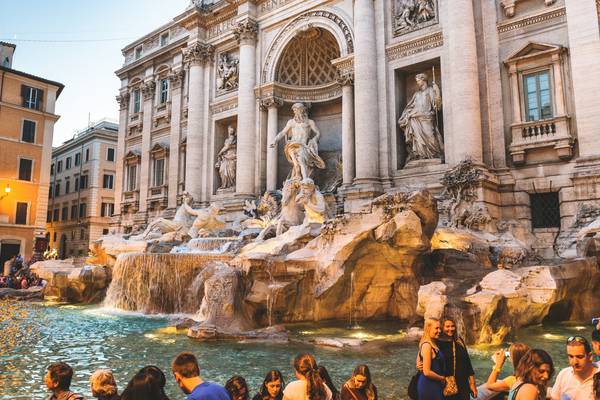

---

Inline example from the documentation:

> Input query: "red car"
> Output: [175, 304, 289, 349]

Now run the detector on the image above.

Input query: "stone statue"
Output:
[398, 73, 444, 162]
[216, 53, 239, 92]
[189, 203, 226, 238]
[270, 103, 325, 181]
[395, 0, 436, 31]
[135, 192, 196, 240]
[296, 178, 326, 225]
[215, 125, 237, 190]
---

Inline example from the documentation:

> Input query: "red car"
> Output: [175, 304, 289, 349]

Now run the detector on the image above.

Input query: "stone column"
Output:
[353, 0, 380, 184]
[113, 91, 129, 220]
[338, 73, 355, 186]
[262, 97, 283, 191]
[138, 80, 156, 214]
[233, 19, 259, 196]
[565, 0, 600, 158]
[446, 0, 483, 163]
[183, 42, 214, 204]
[167, 69, 185, 209]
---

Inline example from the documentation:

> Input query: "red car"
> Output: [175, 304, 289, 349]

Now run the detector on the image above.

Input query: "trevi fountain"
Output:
[3, 101, 600, 399]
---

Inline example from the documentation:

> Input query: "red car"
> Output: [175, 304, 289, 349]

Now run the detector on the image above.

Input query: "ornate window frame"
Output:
[504, 42, 573, 165]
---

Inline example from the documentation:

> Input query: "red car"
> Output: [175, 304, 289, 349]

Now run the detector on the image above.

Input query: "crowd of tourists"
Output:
[413, 316, 600, 400]
[0, 254, 45, 289]
[44, 353, 377, 400]
[42, 317, 600, 400]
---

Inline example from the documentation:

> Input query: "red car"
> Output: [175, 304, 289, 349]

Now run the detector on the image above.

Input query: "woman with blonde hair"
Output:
[417, 318, 446, 400]
[90, 369, 120, 400]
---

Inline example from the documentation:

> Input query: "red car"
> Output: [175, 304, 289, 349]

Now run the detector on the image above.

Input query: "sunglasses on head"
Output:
[567, 336, 589, 344]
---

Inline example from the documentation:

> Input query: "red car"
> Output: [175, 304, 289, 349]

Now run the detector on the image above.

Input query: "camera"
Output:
[504, 351, 511, 358]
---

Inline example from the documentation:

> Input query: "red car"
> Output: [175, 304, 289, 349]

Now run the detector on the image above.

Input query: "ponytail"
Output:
[293, 354, 328, 400]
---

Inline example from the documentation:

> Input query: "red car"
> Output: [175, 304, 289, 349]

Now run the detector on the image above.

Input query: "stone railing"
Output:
[509, 115, 573, 165]
[152, 101, 171, 127]
[147, 186, 168, 209]
[122, 190, 140, 213]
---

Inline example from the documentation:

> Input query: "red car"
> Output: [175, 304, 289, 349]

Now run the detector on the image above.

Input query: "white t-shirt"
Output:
[550, 365, 599, 400]
[283, 379, 333, 400]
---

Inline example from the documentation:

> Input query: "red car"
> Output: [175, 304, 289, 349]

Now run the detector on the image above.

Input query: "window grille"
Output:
[530, 192, 561, 229]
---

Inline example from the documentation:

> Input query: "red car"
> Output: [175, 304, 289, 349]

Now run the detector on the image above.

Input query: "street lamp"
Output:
[0, 184, 10, 200]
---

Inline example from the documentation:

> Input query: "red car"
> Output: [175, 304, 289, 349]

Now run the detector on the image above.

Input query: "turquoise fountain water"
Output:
[0, 300, 586, 400]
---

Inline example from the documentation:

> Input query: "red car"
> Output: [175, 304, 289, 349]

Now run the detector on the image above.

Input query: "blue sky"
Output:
[0, 0, 189, 145]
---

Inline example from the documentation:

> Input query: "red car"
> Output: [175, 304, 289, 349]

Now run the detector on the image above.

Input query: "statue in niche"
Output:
[216, 53, 239, 92]
[269, 103, 325, 181]
[398, 72, 444, 162]
[215, 125, 237, 190]
[395, 0, 436, 34]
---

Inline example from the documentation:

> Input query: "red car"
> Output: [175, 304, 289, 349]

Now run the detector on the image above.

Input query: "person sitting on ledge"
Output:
[121, 365, 169, 400]
[90, 369, 120, 400]
[172, 352, 230, 400]
[252, 370, 285, 400]
[226, 376, 249, 400]
[340, 364, 377, 400]
[44, 362, 84, 400]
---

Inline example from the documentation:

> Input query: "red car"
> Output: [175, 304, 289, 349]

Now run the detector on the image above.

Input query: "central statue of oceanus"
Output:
[269, 103, 325, 181]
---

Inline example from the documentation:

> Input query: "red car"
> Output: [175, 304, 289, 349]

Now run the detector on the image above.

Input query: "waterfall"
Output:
[104, 253, 215, 314]
[171, 237, 241, 254]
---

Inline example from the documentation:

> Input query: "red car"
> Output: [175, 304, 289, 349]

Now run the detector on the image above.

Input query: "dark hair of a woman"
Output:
[352, 365, 376, 400]
[317, 366, 339, 400]
[515, 349, 555, 396]
[510, 343, 531, 372]
[293, 354, 328, 400]
[226, 375, 249, 400]
[253, 370, 285, 400]
[120, 366, 169, 400]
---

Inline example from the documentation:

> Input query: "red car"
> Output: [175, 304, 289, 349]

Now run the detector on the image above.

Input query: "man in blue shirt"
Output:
[172, 352, 230, 400]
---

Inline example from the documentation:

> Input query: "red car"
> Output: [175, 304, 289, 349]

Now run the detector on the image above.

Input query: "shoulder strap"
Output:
[419, 341, 437, 359]
[510, 383, 526, 400]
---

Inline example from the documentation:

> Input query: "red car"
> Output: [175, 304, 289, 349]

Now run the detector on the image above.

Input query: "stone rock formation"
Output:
[30, 259, 110, 303]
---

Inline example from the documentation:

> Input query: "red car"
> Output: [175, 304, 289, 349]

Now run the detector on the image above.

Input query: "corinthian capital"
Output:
[233, 19, 258, 44]
[183, 42, 215, 66]
[259, 96, 283, 111]
[116, 92, 130, 110]
[168, 69, 186, 89]
[336, 71, 354, 87]
[141, 80, 156, 101]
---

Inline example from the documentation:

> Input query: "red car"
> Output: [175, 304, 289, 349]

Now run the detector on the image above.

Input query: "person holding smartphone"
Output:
[473, 343, 531, 400]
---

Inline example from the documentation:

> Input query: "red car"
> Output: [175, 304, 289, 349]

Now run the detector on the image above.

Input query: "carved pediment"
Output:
[505, 42, 565, 63]
[125, 149, 141, 164]
[150, 142, 170, 157]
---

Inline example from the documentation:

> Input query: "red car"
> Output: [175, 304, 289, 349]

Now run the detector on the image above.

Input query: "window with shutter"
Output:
[15, 203, 28, 225]
[22, 86, 43, 110]
[47, 210, 52, 223]
[22, 120, 36, 143]
[57, 160, 62, 173]
[54, 182, 60, 196]
[62, 207, 68, 221]
[80, 175, 88, 189]
[53, 209, 59, 222]
[66, 157, 72, 170]
[71, 205, 77, 220]
[79, 203, 87, 218]
[107, 148, 115, 162]
[153, 158, 165, 187]
[75, 153, 80, 166]
[18, 158, 33, 181]
[85, 148, 90, 162]
[65, 180, 70, 194]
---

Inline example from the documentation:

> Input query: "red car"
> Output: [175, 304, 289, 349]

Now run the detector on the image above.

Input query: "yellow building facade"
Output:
[0, 42, 64, 265]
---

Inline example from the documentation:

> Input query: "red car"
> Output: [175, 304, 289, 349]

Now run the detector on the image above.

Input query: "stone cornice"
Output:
[385, 31, 443, 61]
[233, 19, 259, 43]
[183, 42, 215, 66]
[256, 81, 342, 103]
[332, 55, 354, 76]
[497, 6, 566, 34]
[210, 96, 238, 115]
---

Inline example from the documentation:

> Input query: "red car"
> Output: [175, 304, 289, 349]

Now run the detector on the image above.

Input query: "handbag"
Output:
[443, 341, 459, 397]
[408, 372, 420, 400]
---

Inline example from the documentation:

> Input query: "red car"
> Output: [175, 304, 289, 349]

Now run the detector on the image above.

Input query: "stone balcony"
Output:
[122, 190, 140, 213]
[147, 185, 168, 209]
[128, 112, 143, 135]
[153, 101, 171, 127]
[509, 115, 574, 165]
